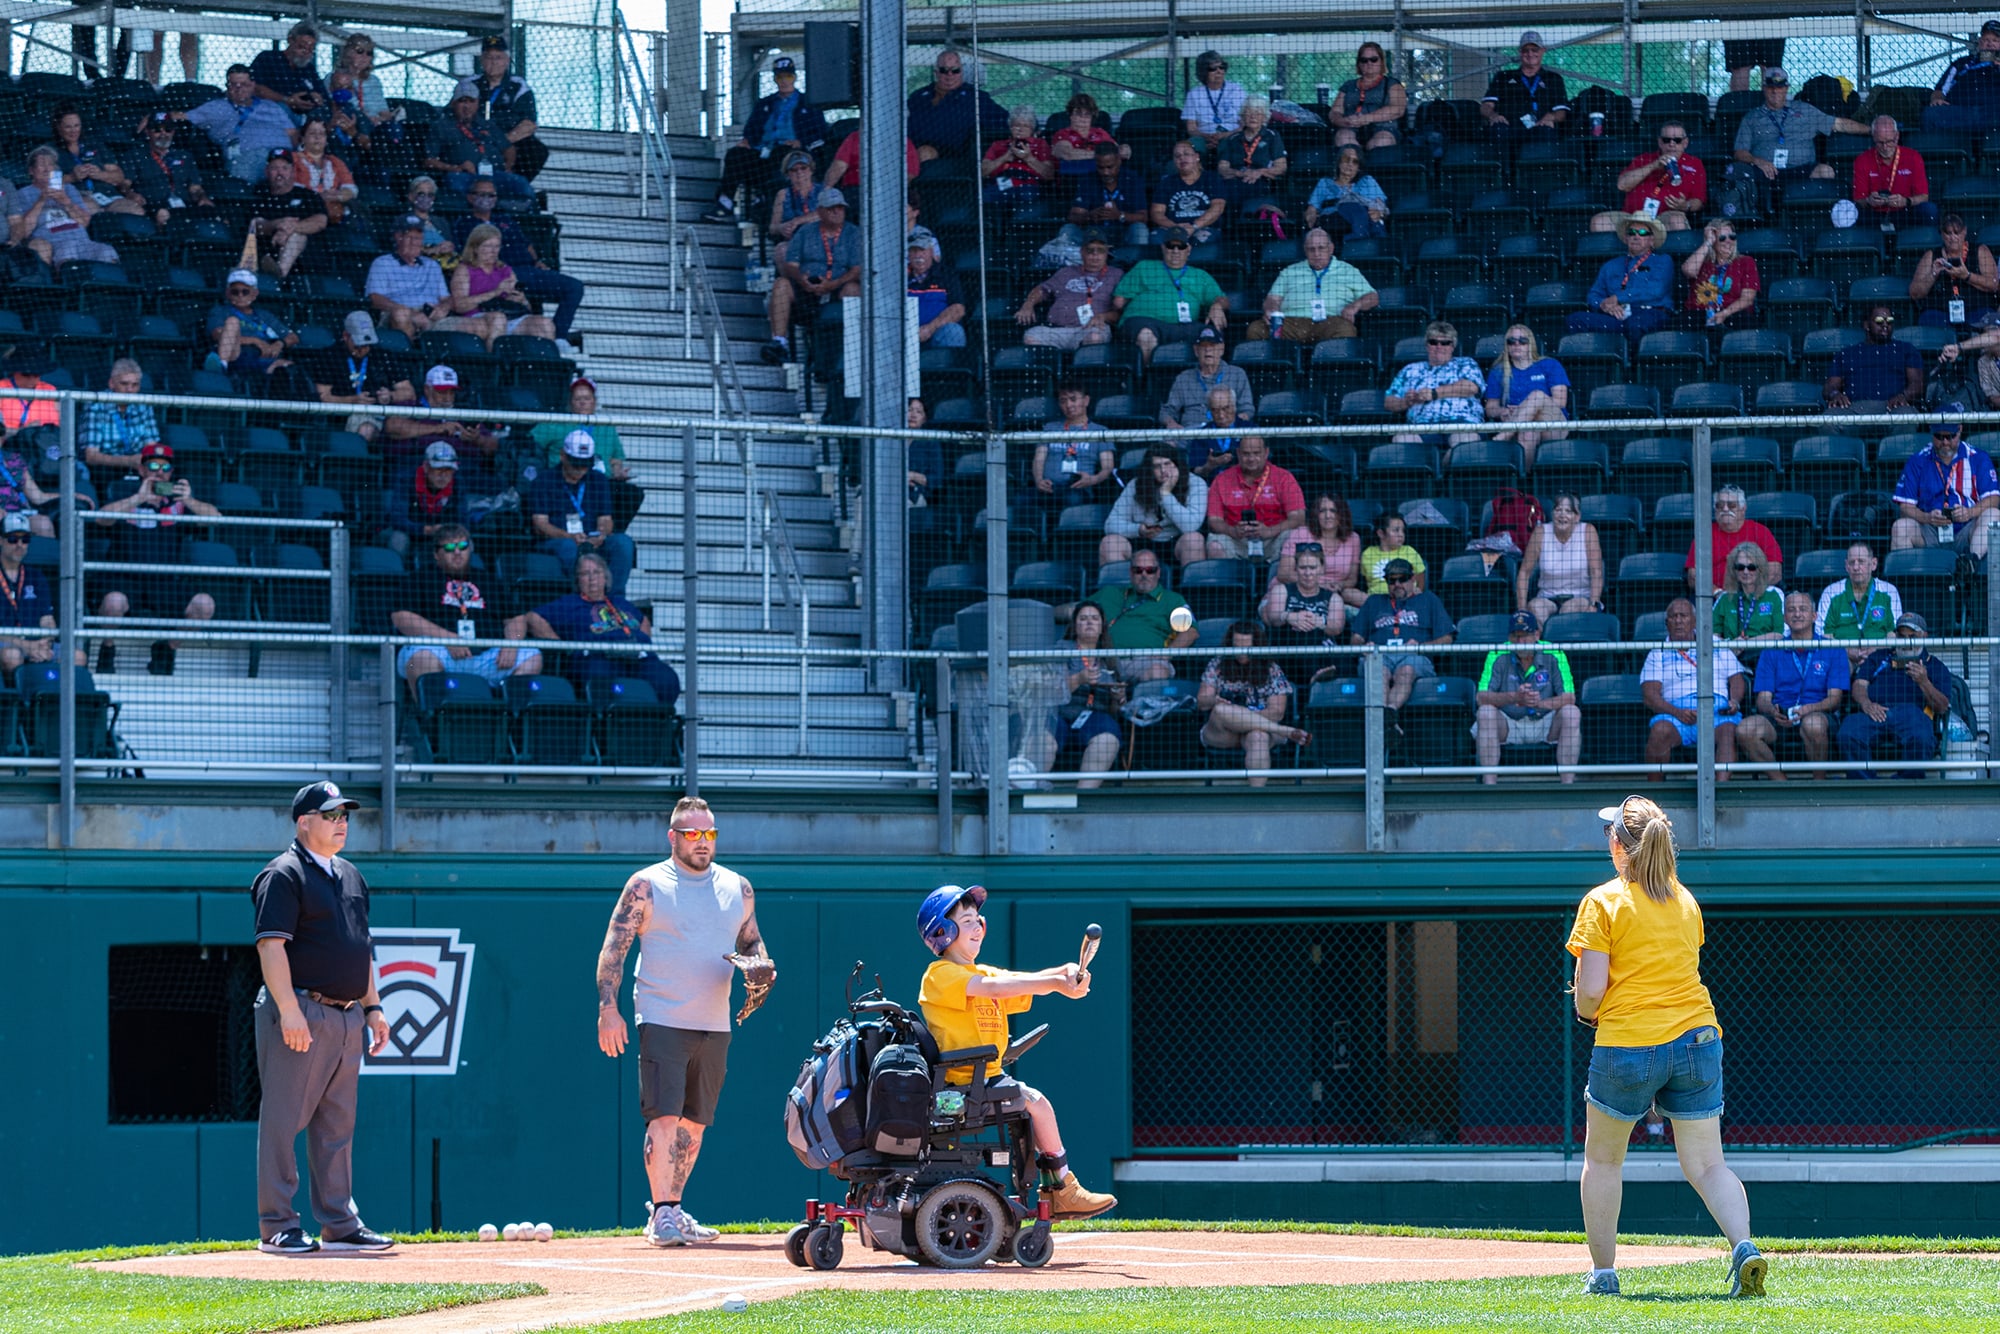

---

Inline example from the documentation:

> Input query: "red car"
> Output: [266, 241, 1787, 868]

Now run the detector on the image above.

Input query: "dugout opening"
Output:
[107, 945, 261, 1124]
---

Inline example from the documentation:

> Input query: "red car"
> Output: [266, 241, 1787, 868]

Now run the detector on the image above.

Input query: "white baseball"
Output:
[501, 1223, 520, 1241]
[1169, 605, 1195, 633]
[534, 1222, 554, 1242]
[517, 1221, 536, 1241]
[477, 1223, 499, 1242]
[721, 1292, 749, 1312]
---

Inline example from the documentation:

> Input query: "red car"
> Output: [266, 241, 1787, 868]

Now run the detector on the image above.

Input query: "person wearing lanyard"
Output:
[1852, 117, 1936, 230]
[531, 431, 636, 597]
[1215, 95, 1287, 211]
[0, 443, 54, 538]
[1251, 226, 1378, 344]
[1568, 213, 1676, 348]
[472, 36, 549, 181]
[1731, 68, 1866, 204]
[81, 360, 161, 475]
[1180, 51, 1244, 155]
[1032, 383, 1115, 512]
[1161, 327, 1254, 429]
[765, 191, 859, 364]
[1910, 214, 2000, 328]
[1641, 599, 1747, 777]
[1019, 230, 1125, 351]
[1812, 541, 1904, 669]
[1890, 411, 2000, 558]
[181, 64, 299, 183]
[1040, 141, 1150, 265]
[0, 347, 61, 443]
[124, 111, 210, 228]
[425, 83, 534, 199]
[0, 510, 63, 675]
[708, 57, 827, 225]
[1738, 590, 1849, 779]
[307, 313, 415, 442]
[1480, 32, 1570, 154]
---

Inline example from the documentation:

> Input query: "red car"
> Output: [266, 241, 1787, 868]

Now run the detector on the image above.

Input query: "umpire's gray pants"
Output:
[255, 987, 364, 1240]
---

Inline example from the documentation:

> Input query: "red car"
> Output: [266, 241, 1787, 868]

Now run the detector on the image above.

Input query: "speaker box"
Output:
[804, 21, 860, 109]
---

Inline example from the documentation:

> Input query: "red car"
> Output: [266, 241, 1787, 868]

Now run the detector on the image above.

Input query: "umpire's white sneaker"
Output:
[669, 1206, 720, 1242]
[643, 1204, 690, 1247]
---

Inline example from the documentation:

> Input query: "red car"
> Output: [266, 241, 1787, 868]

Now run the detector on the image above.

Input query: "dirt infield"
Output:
[91, 1232, 1722, 1334]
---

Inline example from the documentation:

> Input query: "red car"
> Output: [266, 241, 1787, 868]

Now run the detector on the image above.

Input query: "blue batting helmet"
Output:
[917, 883, 987, 955]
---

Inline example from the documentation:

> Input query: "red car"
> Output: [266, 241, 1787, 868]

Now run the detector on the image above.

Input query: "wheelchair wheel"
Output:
[783, 1223, 811, 1268]
[912, 1179, 1008, 1269]
[1013, 1222, 1054, 1268]
[805, 1221, 845, 1270]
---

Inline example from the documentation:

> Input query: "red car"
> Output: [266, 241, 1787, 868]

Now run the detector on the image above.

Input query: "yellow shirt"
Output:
[919, 959, 1033, 1086]
[1566, 876, 1721, 1048]
[1359, 543, 1427, 594]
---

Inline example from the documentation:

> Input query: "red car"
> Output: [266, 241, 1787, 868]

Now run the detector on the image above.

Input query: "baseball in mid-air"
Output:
[1169, 605, 1195, 633]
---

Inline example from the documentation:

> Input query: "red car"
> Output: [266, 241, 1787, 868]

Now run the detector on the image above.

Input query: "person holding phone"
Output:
[1908, 213, 1998, 328]
[90, 441, 219, 675]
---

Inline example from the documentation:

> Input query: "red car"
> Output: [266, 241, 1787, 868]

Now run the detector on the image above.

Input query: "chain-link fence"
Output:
[1131, 908, 2000, 1153]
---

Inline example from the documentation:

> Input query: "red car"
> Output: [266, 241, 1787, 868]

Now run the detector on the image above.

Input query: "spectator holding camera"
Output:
[1840, 612, 1953, 779]
[1908, 214, 1999, 328]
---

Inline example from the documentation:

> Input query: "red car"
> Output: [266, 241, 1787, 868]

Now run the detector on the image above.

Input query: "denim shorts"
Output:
[1585, 1024, 1725, 1122]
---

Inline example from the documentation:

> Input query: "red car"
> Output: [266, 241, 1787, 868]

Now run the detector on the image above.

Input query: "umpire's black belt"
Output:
[298, 988, 359, 1010]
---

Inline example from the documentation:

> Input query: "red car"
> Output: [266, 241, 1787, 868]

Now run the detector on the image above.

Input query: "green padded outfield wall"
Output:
[2, 845, 1996, 1253]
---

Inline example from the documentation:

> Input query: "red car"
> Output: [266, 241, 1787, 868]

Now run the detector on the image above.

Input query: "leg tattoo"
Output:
[668, 1124, 704, 1199]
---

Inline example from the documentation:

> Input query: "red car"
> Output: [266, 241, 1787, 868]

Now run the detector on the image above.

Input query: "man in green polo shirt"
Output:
[1812, 541, 1903, 667]
[1248, 226, 1378, 344]
[1082, 550, 1198, 682]
[1110, 227, 1226, 364]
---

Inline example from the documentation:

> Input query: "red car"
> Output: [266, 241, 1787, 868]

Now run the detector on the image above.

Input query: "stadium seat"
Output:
[1710, 435, 1783, 494]
[1649, 493, 1697, 556]
[1762, 277, 1837, 343]
[1293, 442, 1358, 493]
[1255, 390, 1325, 429]
[1586, 384, 1660, 420]
[1439, 283, 1510, 334]
[1752, 381, 1828, 417]
[1091, 395, 1156, 432]
[1635, 331, 1709, 398]
[1338, 389, 1394, 426]
[1302, 675, 1366, 770]
[1522, 282, 1588, 348]
[1177, 560, 1255, 622]
[1883, 547, 1960, 633]
[917, 563, 985, 640]
[1304, 338, 1379, 401]
[1825, 491, 1897, 548]
[1716, 329, 1793, 395]
[1875, 433, 1929, 490]
[1846, 275, 1915, 330]
[254, 543, 328, 624]
[1435, 552, 1514, 622]
[1543, 611, 1627, 681]
[988, 346, 1056, 406]
[1531, 439, 1609, 498]
[1398, 497, 1469, 570]
[1400, 674, 1476, 767]
[1456, 612, 1513, 645]
[1363, 442, 1440, 500]
[18, 663, 120, 759]
[408, 672, 509, 766]
[1229, 340, 1296, 396]
[1790, 549, 1851, 595]
[1096, 559, 1174, 590]
[1799, 326, 1865, 383]
[1010, 561, 1085, 604]
[1734, 229, 1799, 282]
[1557, 333, 1629, 405]
[1051, 504, 1113, 566]
[1668, 382, 1744, 418]
[1443, 439, 1524, 504]
[1745, 492, 1816, 561]
[588, 677, 681, 768]
[1578, 673, 1650, 768]
[1614, 552, 1688, 625]
[1811, 229, 1885, 287]
[1580, 494, 1645, 569]
[505, 674, 592, 767]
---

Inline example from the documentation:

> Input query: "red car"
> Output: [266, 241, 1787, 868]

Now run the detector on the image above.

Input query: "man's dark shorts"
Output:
[638, 1023, 730, 1124]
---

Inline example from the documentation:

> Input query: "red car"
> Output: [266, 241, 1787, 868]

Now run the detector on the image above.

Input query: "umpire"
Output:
[251, 781, 395, 1255]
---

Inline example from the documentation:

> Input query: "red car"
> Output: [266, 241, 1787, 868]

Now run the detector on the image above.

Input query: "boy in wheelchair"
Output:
[917, 883, 1117, 1220]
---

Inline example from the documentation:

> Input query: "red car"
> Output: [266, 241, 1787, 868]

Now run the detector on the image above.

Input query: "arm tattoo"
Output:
[595, 874, 651, 1009]
[735, 880, 765, 957]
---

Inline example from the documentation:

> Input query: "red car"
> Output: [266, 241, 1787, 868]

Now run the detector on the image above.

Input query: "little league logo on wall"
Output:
[361, 928, 476, 1076]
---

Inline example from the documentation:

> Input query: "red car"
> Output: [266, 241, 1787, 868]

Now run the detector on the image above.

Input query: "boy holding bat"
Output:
[916, 884, 1118, 1220]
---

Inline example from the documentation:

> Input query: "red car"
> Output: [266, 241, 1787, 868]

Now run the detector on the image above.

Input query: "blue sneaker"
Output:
[1727, 1240, 1767, 1297]
[1583, 1268, 1620, 1295]
[643, 1204, 689, 1248]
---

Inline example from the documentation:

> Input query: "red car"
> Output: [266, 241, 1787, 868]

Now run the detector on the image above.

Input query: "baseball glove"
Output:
[725, 952, 775, 1024]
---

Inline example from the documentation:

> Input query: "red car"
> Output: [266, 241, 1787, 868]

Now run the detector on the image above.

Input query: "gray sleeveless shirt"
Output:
[632, 857, 750, 1034]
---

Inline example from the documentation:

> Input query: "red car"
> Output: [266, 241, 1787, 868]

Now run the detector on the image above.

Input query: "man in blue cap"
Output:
[1890, 405, 2000, 558]
[1474, 610, 1580, 783]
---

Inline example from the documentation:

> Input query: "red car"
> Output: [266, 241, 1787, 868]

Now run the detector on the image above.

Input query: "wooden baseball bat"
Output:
[1078, 922, 1102, 974]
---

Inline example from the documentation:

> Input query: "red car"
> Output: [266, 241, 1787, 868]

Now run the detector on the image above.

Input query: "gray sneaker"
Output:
[1727, 1240, 1767, 1297]
[643, 1204, 689, 1248]
[670, 1206, 720, 1243]
[1582, 1268, 1620, 1295]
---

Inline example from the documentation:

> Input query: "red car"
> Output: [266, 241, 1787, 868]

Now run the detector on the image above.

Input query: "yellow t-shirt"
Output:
[919, 959, 1033, 1086]
[1359, 543, 1427, 594]
[1566, 876, 1720, 1048]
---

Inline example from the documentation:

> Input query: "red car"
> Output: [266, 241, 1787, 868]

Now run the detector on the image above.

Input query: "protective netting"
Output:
[107, 943, 262, 1123]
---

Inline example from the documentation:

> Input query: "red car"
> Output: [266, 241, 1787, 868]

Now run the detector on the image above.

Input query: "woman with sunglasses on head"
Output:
[1516, 493, 1602, 627]
[1330, 42, 1406, 150]
[1274, 492, 1360, 592]
[1259, 543, 1345, 683]
[1482, 324, 1569, 469]
[1683, 222, 1761, 330]
[1569, 796, 1765, 1301]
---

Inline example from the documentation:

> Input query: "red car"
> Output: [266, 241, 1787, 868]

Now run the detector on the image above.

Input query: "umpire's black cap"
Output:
[293, 781, 361, 819]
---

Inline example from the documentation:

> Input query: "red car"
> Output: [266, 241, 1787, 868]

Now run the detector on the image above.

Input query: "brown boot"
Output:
[1045, 1171, 1117, 1221]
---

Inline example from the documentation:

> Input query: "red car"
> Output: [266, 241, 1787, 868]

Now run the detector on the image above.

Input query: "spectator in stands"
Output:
[1354, 558, 1455, 712]
[1891, 410, 2000, 558]
[905, 397, 941, 560]
[0, 510, 58, 678]
[383, 441, 470, 556]
[1824, 304, 1923, 411]
[1852, 117, 1936, 230]
[1474, 610, 1580, 784]
[707, 59, 828, 225]
[525, 549, 680, 705]
[0, 414, 55, 539]
[92, 440, 218, 675]
[532, 378, 632, 482]
[248, 149, 326, 282]
[1480, 32, 1569, 152]
[1330, 42, 1406, 150]
[386, 366, 501, 481]
[81, 359, 160, 476]
[1733, 68, 1867, 196]
[1205, 435, 1305, 561]
[452, 182, 585, 347]
[1260, 543, 1346, 683]
[391, 521, 541, 695]
[1178, 385, 1248, 481]
[124, 111, 210, 229]
[1078, 550, 1197, 682]
[1516, 493, 1601, 624]
[1199, 622, 1306, 785]
[473, 35, 548, 183]
[909, 49, 1008, 164]
[1278, 493, 1362, 596]
[250, 21, 328, 115]
[1908, 214, 1998, 328]
[1959, 316, 2000, 407]
[1682, 222, 1761, 330]
[1111, 229, 1227, 363]
[1, 350, 61, 445]
[207, 269, 300, 383]
[765, 151, 828, 247]
[1249, 226, 1377, 345]
[292, 119, 356, 227]
[1642, 597, 1747, 777]
[1049, 92, 1120, 180]
[763, 189, 859, 364]
[822, 128, 920, 189]
[1815, 540, 1903, 665]
[1568, 213, 1675, 348]
[1925, 20, 2000, 135]
[1687, 485, 1781, 593]
[1302, 145, 1389, 240]
[1725, 36, 1785, 95]
[1031, 383, 1114, 514]
[1018, 230, 1123, 351]
[334, 33, 400, 151]
[1040, 142, 1149, 266]
[1180, 51, 1245, 155]
[1738, 590, 1848, 779]
[906, 239, 968, 349]
[1841, 611, 1952, 778]
[49, 106, 139, 217]
[1037, 602, 1126, 788]
[406, 178, 457, 261]
[184, 64, 299, 183]
[1103, 443, 1208, 569]
[1216, 96, 1286, 211]
[1149, 142, 1227, 243]
[451, 223, 560, 347]
[981, 106, 1054, 218]
[367, 214, 456, 338]
[1162, 336, 1251, 444]
[532, 431, 636, 597]
[1386, 320, 1485, 445]
[1483, 324, 1569, 467]
[429, 82, 533, 200]
[10, 145, 120, 269]
[1595, 120, 1704, 233]
[306, 312, 414, 443]
[1714, 539, 1786, 642]
[1360, 511, 1427, 597]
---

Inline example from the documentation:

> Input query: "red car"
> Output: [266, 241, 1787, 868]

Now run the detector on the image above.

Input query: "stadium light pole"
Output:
[860, 0, 909, 690]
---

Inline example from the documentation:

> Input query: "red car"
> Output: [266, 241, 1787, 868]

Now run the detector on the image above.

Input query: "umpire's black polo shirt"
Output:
[251, 841, 373, 1001]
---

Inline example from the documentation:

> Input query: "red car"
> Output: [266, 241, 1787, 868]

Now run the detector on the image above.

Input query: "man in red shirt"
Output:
[1852, 116, 1936, 229]
[1595, 120, 1706, 232]
[1685, 485, 1782, 593]
[1204, 435, 1305, 560]
[823, 130, 920, 189]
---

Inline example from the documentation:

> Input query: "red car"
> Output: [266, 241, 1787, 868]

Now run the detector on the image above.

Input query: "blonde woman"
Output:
[1713, 539, 1785, 643]
[1481, 324, 1569, 470]
[449, 223, 557, 348]
[1569, 796, 1765, 1300]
